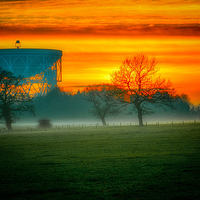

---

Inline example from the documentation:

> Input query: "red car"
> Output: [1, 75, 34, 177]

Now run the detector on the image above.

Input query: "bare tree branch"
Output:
[0, 67, 35, 130]
[110, 54, 176, 126]
[84, 84, 125, 126]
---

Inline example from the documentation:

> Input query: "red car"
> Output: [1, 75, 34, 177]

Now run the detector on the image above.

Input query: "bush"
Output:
[38, 119, 52, 128]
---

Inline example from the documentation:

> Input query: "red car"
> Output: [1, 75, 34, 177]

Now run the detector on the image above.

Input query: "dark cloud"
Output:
[0, 0, 29, 1]
[0, 24, 200, 37]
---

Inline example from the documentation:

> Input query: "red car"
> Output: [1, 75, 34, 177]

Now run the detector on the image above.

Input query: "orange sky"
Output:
[0, 0, 200, 104]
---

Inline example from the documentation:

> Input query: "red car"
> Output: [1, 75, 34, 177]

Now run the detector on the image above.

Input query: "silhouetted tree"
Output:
[191, 104, 200, 119]
[111, 54, 175, 126]
[33, 88, 91, 121]
[38, 118, 52, 128]
[0, 68, 35, 130]
[173, 94, 192, 117]
[34, 87, 66, 119]
[84, 84, 125, 126]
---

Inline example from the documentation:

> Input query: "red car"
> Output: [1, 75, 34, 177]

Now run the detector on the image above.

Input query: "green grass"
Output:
[0, 124, 200, 200]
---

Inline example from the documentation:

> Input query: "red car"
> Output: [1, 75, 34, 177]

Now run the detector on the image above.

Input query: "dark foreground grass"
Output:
[0, 124, 199, 200]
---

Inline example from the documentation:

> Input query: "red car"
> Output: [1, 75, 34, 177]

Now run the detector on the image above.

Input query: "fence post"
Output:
[172, 121, 173, 125]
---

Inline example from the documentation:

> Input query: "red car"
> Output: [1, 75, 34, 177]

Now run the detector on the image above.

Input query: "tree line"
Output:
[32, 86, 196, 125]
[1, 54, 199, 130]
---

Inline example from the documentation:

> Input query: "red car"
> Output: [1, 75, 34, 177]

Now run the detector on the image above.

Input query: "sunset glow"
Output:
[0, 0, 200, 104]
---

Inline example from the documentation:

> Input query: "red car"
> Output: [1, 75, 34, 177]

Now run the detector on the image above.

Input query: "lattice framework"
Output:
[0, 49, 62, 96]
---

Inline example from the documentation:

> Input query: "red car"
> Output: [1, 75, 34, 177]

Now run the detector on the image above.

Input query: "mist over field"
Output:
[1, 88, 197, 129]
[12, 114, 198, 129]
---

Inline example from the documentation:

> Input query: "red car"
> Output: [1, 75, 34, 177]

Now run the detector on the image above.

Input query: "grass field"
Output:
[0, 124, 200, 200]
